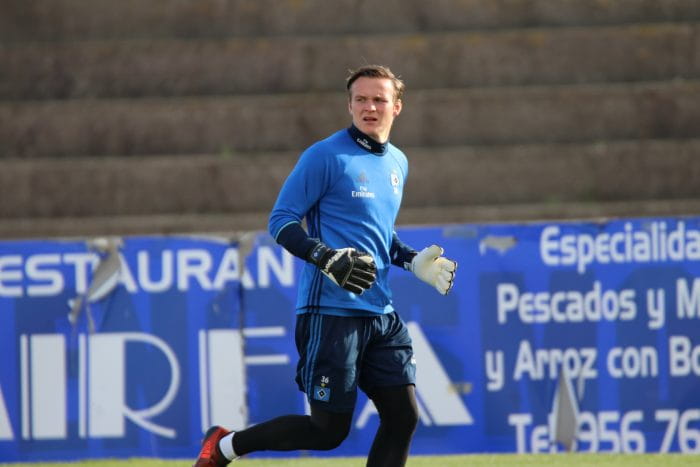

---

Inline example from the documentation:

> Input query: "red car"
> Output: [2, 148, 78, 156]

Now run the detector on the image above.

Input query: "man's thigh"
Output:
[295, 313, 364, 413]
[359, 312, 416, 393]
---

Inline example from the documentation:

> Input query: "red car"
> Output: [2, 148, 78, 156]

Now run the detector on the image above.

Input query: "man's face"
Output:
[348, 77, 402, 143]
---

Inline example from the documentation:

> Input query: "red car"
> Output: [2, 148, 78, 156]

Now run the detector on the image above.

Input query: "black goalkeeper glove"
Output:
[307, 242, 377, 294]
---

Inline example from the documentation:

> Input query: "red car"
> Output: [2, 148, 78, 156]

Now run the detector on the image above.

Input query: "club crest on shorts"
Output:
[313, 386, 330, 402]
[313, 375, 331, 401]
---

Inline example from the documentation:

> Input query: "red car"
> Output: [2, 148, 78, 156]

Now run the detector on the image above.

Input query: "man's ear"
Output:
[393, 99, 403, 117]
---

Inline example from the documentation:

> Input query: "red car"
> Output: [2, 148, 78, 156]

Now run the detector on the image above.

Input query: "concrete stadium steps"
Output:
[404, 139, 700, 207]
[2, 80, 698, 158]
[3, 22, 699, 100]
[2, 0, 699, 240]
[5, 199, 700, 241]
[0, 213, 271, 240]
[396, 199, 700, 228]
[2, 139, 698, 221]
[0, 152, 295, 218]
[2, 0, 700, 42]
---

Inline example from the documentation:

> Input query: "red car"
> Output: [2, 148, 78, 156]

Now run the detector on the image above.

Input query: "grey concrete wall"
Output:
[2, 139, 699, 219]
[2, 23, 699, 99]
[2, 0, 700, 41]
[2, 81, 699, 157]
[1, 0, 699, 238]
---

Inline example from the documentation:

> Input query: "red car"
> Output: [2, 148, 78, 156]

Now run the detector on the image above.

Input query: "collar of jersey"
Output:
[347, 124, 388, 155]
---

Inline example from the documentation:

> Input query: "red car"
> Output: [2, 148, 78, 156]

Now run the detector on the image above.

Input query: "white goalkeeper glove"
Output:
[410, 245, 457, 295]
[308, 243, 377, 294]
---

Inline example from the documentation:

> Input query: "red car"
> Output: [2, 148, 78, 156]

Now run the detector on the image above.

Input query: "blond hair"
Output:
[346, 65, 405, 101]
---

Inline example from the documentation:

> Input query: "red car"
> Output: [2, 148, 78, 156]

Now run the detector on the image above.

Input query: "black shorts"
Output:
[295, 311, 416, 413]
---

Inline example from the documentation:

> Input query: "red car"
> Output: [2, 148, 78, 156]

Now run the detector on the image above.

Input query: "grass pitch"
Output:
[0, 454, 696, 466]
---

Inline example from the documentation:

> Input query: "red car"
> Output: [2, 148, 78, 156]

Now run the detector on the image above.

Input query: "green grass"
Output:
[1, 454, 697, 466]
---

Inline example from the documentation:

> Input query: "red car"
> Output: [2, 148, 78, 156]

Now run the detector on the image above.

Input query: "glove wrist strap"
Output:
[404, 251, 418, 271]
[307, 242, 333, 268]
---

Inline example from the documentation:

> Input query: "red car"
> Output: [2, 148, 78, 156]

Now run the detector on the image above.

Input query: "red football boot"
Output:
[193, 426, 232, 466]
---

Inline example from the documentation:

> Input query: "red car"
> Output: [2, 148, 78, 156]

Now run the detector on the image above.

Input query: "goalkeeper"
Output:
[195, 65, 457, 467]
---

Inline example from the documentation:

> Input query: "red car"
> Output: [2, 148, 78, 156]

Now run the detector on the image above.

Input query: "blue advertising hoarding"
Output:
[1, 217, 699, 462]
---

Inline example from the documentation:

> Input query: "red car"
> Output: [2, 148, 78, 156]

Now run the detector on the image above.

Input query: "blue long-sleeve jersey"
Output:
[269, 127, 409, 316]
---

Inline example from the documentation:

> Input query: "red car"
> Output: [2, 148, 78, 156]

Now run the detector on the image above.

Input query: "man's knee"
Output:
[310, 407, 352, 450]
[313, 421, 351, 450]
[392, 402, 419, 436]
[372, 386, 419, 436]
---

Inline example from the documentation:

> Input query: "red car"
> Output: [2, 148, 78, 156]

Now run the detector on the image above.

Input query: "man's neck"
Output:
[348, 125, 388, 155]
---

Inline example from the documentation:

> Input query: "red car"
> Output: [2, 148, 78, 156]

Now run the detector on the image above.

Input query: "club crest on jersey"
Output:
[390, 171, 400, 194]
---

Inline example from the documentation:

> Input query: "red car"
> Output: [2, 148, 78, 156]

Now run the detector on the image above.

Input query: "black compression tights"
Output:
[366, 384, 419, 467]
[231, 407, 352, 455]
[230, 384, 418, 467]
